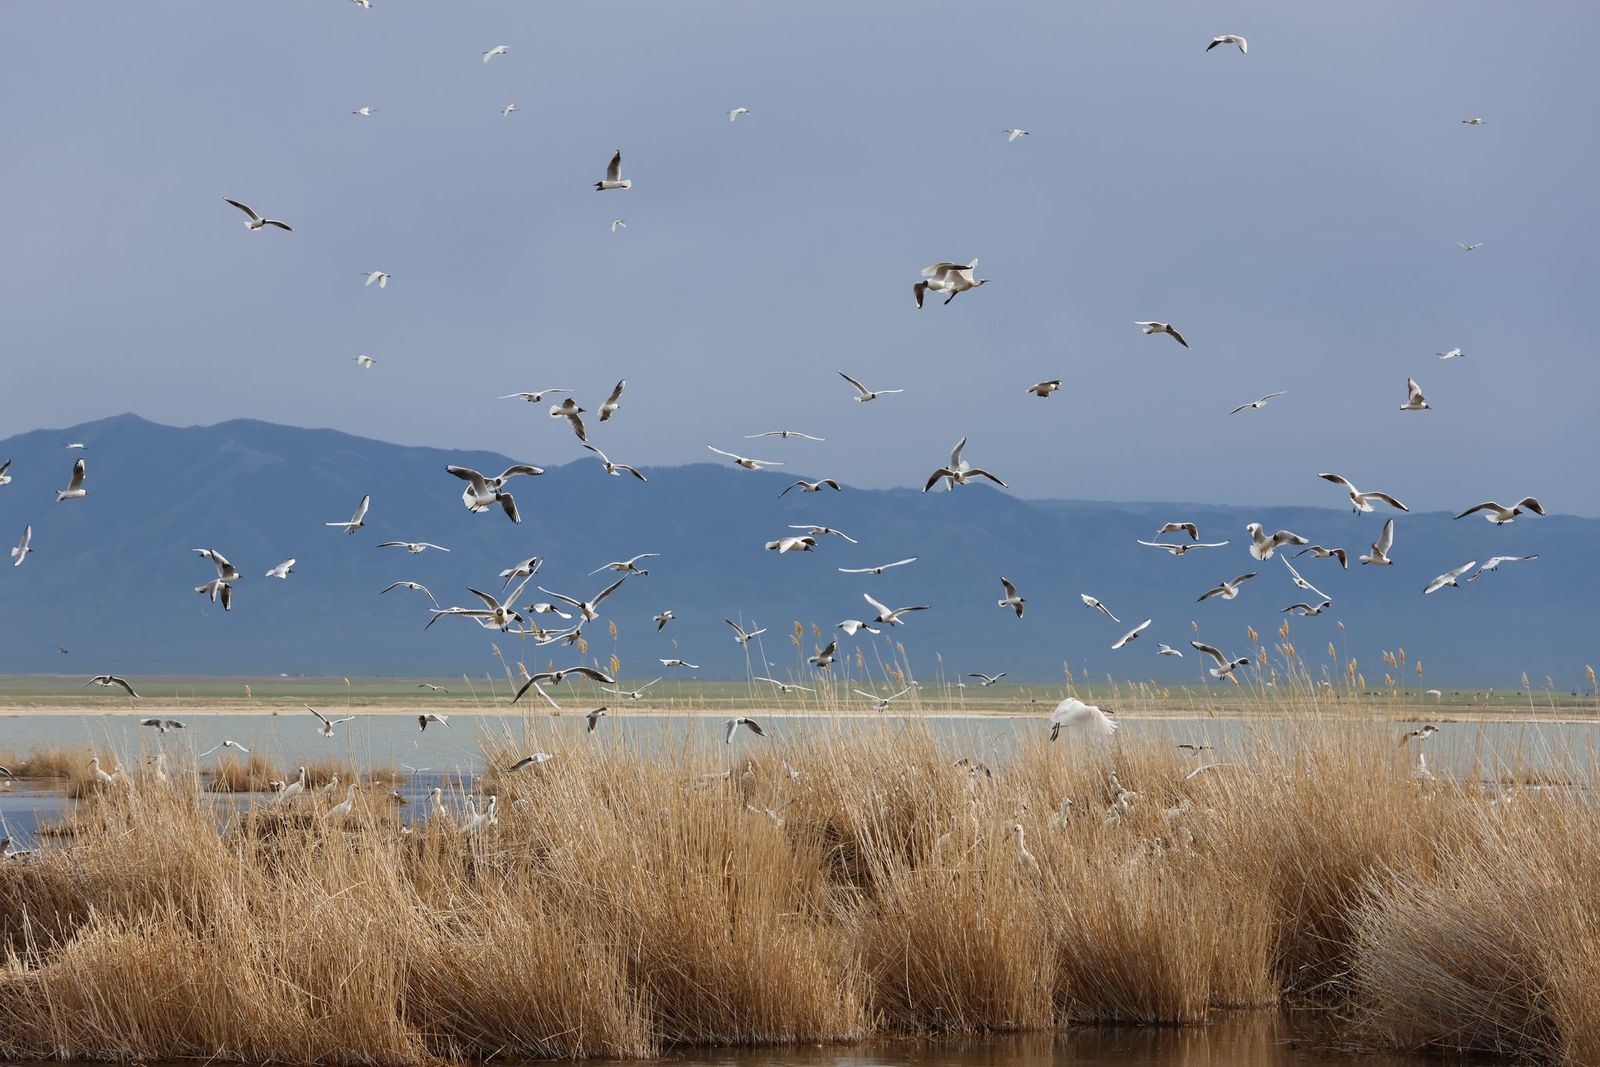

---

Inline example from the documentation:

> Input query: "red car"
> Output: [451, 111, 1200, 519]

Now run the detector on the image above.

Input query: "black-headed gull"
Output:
[724, 717, 765, 744]
[1026, 379, 1060, 397]
[10, 525, 31, 567]
[729, 107, 750, 122]
[537, 576, 628, 622]
[1003, 128, 1029, 141]
[808, 638, 838, 668]
[1112, 619, 1151, 650]
[968, 672, 1007, 686]
[85, 675, 140, 698]
[324, 494, 370, 534]
[863, 592, 929, 627]
[56, 458, 88, 501]
[499, 387, 570, 403]
[224, 198, 293, 232]
[1191, 641, 1249, 679]
[590, 553, 657, 577]
[1135, 321, 1188, 347]
[838, 557, 916, 575]
[747, 429, 826, 441]
[1400, 378, 1430, 411]
[1455, 497, 1545, 524]
[923, 436, 1006, 491]
[756, 677, 813, 694]
[725, 619, 767, 644]
[595, 149, 631, 190]
[1465, 555, 1538, 582]
[1230, 391, 1285, 414]
[1206, 34, 1247, 53]
[709, 445, 783, 470]
[378, 541, 449, 555]
[1359, 519, 1396, 566]
[1244, 524, 1309, 561]
[599, 380, 626, 422]
[766, 535, 816, 553]
[482, 45, 508, 63]
[582, 443, 646, 481]
[265, 558, 295, 579]
[384, 579, 443, 605]
[1424, 562, 1477, 595]
[838, 370, 903, 403]
[1438, 347, 1464, 360]
[1156, 522, 1200, 541]
[1294, 545, 1348, 569]
[779, 479, 841, 497]
[1197, 573, 1257, 602]
[1282, 600, 1332, 616]
[1317, 474, 1408, 514]
[791, 524, 856, 543]
[1139, 539, 1229, 556]
[996, 577, 1025, 618]
[1080, 594, 1119, 622]
[915, 260, 987, 308]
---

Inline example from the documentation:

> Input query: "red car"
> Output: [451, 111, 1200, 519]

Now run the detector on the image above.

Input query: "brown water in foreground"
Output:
[616, 1017, 1426, 1067]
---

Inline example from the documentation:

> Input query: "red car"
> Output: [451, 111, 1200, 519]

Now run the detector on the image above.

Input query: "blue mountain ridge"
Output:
[0, 414, 1591, 688]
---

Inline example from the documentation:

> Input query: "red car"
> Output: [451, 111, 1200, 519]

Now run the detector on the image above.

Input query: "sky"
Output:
[2, 1, 1598, 516]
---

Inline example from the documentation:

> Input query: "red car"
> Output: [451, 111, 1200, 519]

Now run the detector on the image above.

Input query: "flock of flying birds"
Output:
[0, 19, 1549, 764]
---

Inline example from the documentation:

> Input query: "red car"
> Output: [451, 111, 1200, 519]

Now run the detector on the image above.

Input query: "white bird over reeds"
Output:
[1139, 539, 1229, 556]
[265, 558, 295, 579]
[837, 370, 904, 403]
[417, 713, 449, 732]
[779, 478, 842, 497]
[1245, 523, 1309, 560]
[538, 576, 628, 622]
[1135, 321, 1189, 347]
[378, 541, 449, 554]
[590, 553, 658, 577]
[1230, 391, 1285, 414]
[724, 717, 766, 744]
[838, 557, 916, 575]
[1283, 599, 1332, 616]
[223, 198, 293, 231]
[324, 494, 370, 534]
[417, 683, 448, 693]
[1198, 573, 1257, 602]
[725, 620, 766, 644]
[749, 429, 826, 441]
[660, 658, 698, 669]
[808, 639, 838, 669]
[853, 686, 913, 711]
[429, 787, 448, 821]
[1191, 641, 1250, 679]
[277, 766, 307, 803]
[837, 619, 881, 636]
[426, 584, 529, 632]
[508, 753, 554, 772]
[198, 740, 250, 756]
[1049, 697, 1118, 738]
[584, 706, 608, 733]
[1294, 545, 1349, 569]
[1112, 619, 1152, 650]
[323, 782, 358, 823]
[595, 149, 631, 190]
[1360, 519, 1397, 566]
[708, 445, 783, 470]
[1465, 555, 1538, 581]
[1399, 377, 1430, 411]
[84, 674, 139, 697]
[361, 270, 389, 287]
[766, 535, 816, 553]
[11, 525, 31, 567]
[1026, 379, 1060, 397]
[307, 706, 354, 738]
[381, 580, 438, 606]
[1080, 594, 1120, 622]
[582, 443, 647, 481]
[1424, 561, 1477, 595]
[997, 577, 1025, 618]
[56, 458, 87, 501]
[1206, 34, 1247, 53]
[1283, 558, 1330, 602]
[924, 436, 1007, 491]
[1455, 497, 1546, 524]
[756, 677, 813, 694]
[1318, 473, 1409, 514]
[863, 592, 930, 627]
[1400, 724, 1439, 744]
[789, 524, 856, 544]
[915, 260, 988, 307]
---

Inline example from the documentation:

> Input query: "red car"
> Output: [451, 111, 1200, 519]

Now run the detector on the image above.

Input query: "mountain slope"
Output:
[0, 415, 1590, 687]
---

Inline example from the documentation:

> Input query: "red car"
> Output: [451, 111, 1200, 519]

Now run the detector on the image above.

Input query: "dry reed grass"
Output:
[0, 717, 1591, 1064]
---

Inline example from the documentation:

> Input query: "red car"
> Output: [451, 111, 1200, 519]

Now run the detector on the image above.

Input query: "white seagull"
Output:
[1112, 619, 1151, 650]
[223, 198, 293, 232]
[1318, 473, 1409, 514]
[1459, 242, 1483, 252]
[747, 429, 826, 441]
[1243, 525, 1309, 560]
[1438, 347, 1464, 360]
[1080, 594, 1120, 622]
[996, 577, 1025, 618]
[1400, 377, 1430, 411]
[765, 535, 816, 553]
[756, 677, 812, 694]
[537, 576, 628, 622]
[482, 45, 508, 63]
[265, 558, 295, 579]
[790, 524, 856, 544]
[1198, 573, 1257, 602]
[915, 259, 987, 307]
[85, 675, 140, 698]
[590, 553, 657, 577]
[1157, 644, 1184, 658]
[837, 557, 916, 575]
[1138, 539, 1230, 556]
[1191, 641, 1250, 679]
[601, 677, 661, 701]
[1462, 117, 1485, 125]
[1294, 545, 1349, 569]
[1360, 519, 1396, 566]
[725, 619, 767, 644]
[1135, 321, 1189, 348]
[779, 478, 841, 498]
[10, 525, 30, 567]
[1206, 34, 1247, 53]
[595, 149, 631, 190]
[837, 370, 903, 403]
[600, 379, 626, 422]
[1157, 522, 1201, 540]
[923, 436, 1006, 492]
[1465, 555, 1538, 582]
[381, 581, 438, 605]
[708, 445, 783, 470]
[863, 592, 928, 627]
[418, 713, 449, 732]
[377, 541, 449, 554]
[353, 106, 376, 117]
[361, 270, 390, 288]
[808, 639, 838, 669]
[853, 686, 913, 711]
[1455, 498, 1545, 525]
[502, 103, 519, 117]
[611, 219, 626, 233]
[354, 355, 377, 369]
[1026, 379, 1061, 397]
[56, 458, 88, 501]
[324, 494, 371, 534]
[550, 398, 588, 442]
[308, 706, 355, 738]
[499, 387, 570, 403]
[729, 106, 750, 122]
[968, 672, 1007, 686]
[1230, 391, 1286, 415]
[1003, 128, 1029, 141]
[447, 463, 541, 522]
[582, 443, 646, 481]
[1282, 558, 1329, 602]
[1283, 600, 1332, 616]
[724, 717, 766, 744]
[1424, 562, 1478, 595]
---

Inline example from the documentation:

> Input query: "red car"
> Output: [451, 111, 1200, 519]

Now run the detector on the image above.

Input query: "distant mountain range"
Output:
[0, 415, 1590, 688]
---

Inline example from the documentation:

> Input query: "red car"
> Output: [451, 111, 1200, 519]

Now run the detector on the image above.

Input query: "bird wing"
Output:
[837, 370, 869, 396]
[68, 458, 86, 490]
[1406, 378, 1425, 403]
[1368, 492, 1408, 511]
[446, 465, 490, 494]
[307, 705, 331, 726]
[466, 588, 503, 611]
[707, 445, 743, 461]
[1516, 497, 1546, 515]
[604, 379, 626, 406]
[591, 575, 628, 608]
[224, 198, 262, 222]
[606, 150, 622, 182]
[1000, 577, 1018, 598]
[1167, 326, 1189, 348]
[1190, 642, 1227, 667]
[1318, 473, 1355, 491]
[351, 495, 370, 523]
[498, 464, 544, 480]
[950, 436, 967, 468]
[1375, 519, 1395, 553]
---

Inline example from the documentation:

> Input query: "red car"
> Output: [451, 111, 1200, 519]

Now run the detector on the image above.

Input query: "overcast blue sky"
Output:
[3, 1, 1596, 515]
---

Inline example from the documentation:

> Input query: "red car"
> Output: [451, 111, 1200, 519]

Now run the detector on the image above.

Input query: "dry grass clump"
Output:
[0, 744, 81, 780]
[206, 752, 280, 792]
[0, 719, 1593, 1064]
